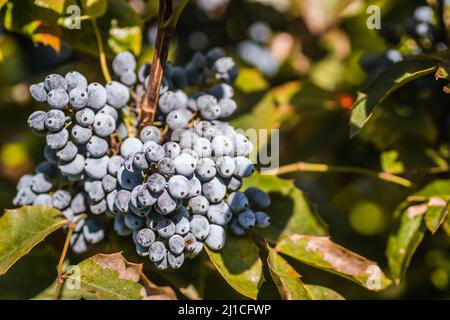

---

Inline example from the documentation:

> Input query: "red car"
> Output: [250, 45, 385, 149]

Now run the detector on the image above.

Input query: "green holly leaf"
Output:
[33, 0, 65, 13]
[205, 235, 264, 300]
[48, 252, 177, 300]
[0, 206, 67, 276]
[242, 173, 328, 243]
[350, 56, 442, 138]
[81, 0, 107, 18]
[386, 204, 427, 284]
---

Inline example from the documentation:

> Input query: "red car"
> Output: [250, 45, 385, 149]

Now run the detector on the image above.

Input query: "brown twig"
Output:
[264, 161, 413, 188]
[53, 215, 85, 300]
[139, 0, 174, 128]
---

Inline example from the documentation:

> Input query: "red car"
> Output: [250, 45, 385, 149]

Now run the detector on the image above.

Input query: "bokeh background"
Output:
[1, 0, 450, 299]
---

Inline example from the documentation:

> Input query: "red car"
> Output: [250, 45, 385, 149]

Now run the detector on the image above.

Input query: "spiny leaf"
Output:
[386, 204, 427, 284]
[62, 252, 176, 300]
[350, 56, 441, 138]
[267, 248, 311, 299]
[205, 235, 264, 300]
[0, 206, 67, 276]
[276, 234, 392, 291]
[242, 172, 328, 243]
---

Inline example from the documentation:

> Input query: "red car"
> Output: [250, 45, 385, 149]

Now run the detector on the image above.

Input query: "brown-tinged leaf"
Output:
[267, 248, 311, 299]
[276, 234, 392, 291]
[64, 252, 176, 300]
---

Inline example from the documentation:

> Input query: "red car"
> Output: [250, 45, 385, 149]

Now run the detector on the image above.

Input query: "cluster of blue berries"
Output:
[13, 47, 271, 270]
[237, 21, 280, 77]
[361, 5, 448, 79]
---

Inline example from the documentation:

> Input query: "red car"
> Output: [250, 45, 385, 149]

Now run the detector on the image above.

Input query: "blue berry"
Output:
[202, 177, 226, 203]
[146, 173, 166, 193]
[75, 108, 95, 127]
[56, 141, 78, 162]
[190, 215, 210, 240]
[44, 74, 67, 91]
[87, 83, 107, 110]
[207, 201, 233, 226]
[71, 124, 92, 144]
[28, 111, 47, 134]
[135, 228, 156, 247]
[174, 153, 196, 176]
[87, 136, 109, 157]
[84, 155, 109, 179]
[204, 224, 226, 251]
[149, 241, 167, 262]
[93, 113, 116, 137]
[47, 88, 69, 109]
[65, 71, 88, 91]
[238, 209, 256, 229]
[46, 128, 69, 150]
[121, 137, 143, 158]
[30, 83, 48, 102]
[69, 88, 89, 110]
[106, 81, 130, 108]
[140, 126, 161, 143]
[244, 187, 271, 208]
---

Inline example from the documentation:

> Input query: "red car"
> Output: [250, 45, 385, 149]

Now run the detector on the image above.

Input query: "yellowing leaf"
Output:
[32, 33, 61, 52]
[34, 0, 65, 14]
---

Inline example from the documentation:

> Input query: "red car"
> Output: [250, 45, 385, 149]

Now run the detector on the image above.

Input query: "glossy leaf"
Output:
[386, 204, 427, 284]
[4, 0, 142, 57]
[276, 234, 392, 291]
[0, 206, 67, 276]
[34, 0, 65, 13]
[81, 0, 107, 18]
[305, 285, 345, 300]
[231, 81, 300, 130]
[267, 248, 311, 299]
[424, 199, 449, 234]
[242, 173, 328, 242]
[350, 56, 441, 137]
[205, 235, 264, 300]
[62, 252, 176, 300]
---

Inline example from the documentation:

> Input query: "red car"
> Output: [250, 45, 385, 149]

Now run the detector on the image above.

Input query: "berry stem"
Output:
[53, 216, 85, 300]
[264, 161, 413, 188]
[139, 0, 189, 128]
[139, 0, 173, 127]
[91, 18, 112, 83]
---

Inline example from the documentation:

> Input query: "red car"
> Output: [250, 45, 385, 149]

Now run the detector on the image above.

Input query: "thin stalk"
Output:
[264, 161, 413, 188]
[53, 216, 85, 300]
[91, 18, 112, 83]
[139, 0, 173, 127]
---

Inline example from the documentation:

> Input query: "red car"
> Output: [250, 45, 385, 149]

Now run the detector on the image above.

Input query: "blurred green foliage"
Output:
[0, 0, 450, 299]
